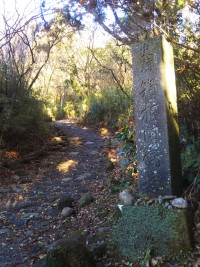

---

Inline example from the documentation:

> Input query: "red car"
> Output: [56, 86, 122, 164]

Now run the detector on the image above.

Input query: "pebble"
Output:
[164, 202, 170, 208]
[79, 192, 94, 207]
[163, 195, 176, 200]
[147, 199, 154, 205]
[61, 207, 74, 217]
[171, 198, 188, 209]
[135, 198, 143, 205]
[151, 258, 158, 266]
[85, 141, 94, 145]
[119, 190, 134, 205]
[21, 212, 40, 219]
[76, 173, 90, 180]
[158, 195, 163, 204]
[62, 178, 72, 182]
[90, 150, 98, 155]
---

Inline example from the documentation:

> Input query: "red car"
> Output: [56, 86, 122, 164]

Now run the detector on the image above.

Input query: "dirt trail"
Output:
[0, 119, 112, 266]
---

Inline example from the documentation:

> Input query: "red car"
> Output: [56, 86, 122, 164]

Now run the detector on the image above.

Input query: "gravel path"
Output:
[0, 119, 110, 266]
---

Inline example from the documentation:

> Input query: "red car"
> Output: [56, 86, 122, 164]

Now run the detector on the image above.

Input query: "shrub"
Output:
[180, 125, 200, 188]
[115, 125, 137, 179]
[0, 62, 50, 150]
[83, 87, 132, 129]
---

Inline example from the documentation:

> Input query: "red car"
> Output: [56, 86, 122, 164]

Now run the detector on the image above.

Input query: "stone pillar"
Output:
[132, 36, 182, 197]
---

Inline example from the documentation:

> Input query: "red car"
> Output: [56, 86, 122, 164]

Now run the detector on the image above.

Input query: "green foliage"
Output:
[139, 248, 151, 267]
[63, 101, 77, 118]
[0, 62, 50, 150]
[174, 9, 200, 137]
[83, 87, 132, 129]
[111, 206, 192, 262]
[180, 126, 200, 188]
[115, 125, 137, 179]
[111, 176, 133, 193]
[52, 99, 86, 120]
[176, 49, 200, 137]
[52, 104, 65, 120]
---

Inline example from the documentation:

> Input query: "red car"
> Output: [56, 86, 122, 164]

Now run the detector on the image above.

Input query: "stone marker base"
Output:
[111, 205, 193, 262]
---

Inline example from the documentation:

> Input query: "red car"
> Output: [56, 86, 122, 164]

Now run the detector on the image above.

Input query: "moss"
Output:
[111, 206, 193, 262]
[46, 231, 95, 267]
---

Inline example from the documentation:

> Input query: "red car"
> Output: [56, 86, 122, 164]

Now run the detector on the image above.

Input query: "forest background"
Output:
[0, 0, 199, 188]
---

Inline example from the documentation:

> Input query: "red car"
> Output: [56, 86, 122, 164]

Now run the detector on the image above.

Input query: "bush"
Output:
[115, 125, 137, 179]
[83, 87, 132, 129]
[175, 47, 200, 138]
[180, 125, 200, 188]
[0, 62, 50, 150]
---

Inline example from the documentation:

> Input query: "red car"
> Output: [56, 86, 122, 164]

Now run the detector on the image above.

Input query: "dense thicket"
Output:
[0, 59, 49, 150]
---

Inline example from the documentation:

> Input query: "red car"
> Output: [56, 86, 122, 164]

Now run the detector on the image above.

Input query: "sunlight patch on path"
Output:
[57, 160, 78, 174]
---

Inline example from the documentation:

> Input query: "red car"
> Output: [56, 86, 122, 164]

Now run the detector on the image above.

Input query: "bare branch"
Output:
[89, 48, 131, 99]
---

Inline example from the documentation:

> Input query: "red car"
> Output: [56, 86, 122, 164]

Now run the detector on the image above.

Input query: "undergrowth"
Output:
[0, 62, 50, 151]
[83, 87, 132, 129]
[180, 125, 200, 189]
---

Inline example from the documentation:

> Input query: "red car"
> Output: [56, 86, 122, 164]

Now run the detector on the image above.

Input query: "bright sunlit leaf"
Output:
[52, 137, 63, 142]
[100, 128, 108, 136]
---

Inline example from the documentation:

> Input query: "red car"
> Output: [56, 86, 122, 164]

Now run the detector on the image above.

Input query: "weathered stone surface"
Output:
[85, 141, 94, 145]
[132, 36, 182, 197]
[171, 198, 188, 209]
[46, 232, 95, 267]
[119, 190, 134, 205]
[111, 206, 193, 261]
[21, 212, 40, 220]
[62, 178, 72, 182]
[76, 173, 90, 181]
[79, 192, 93, 208]
[61, 207, 74, 217]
